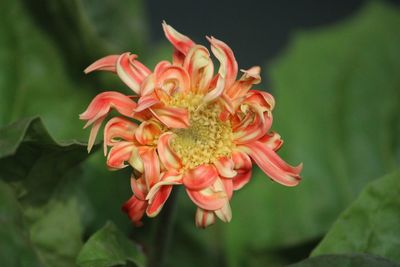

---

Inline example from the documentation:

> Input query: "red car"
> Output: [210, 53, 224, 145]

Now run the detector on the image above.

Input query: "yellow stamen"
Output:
[169, 92, 233, 169]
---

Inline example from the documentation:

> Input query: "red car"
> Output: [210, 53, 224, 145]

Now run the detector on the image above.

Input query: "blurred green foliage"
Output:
[0, 0, 400, 267]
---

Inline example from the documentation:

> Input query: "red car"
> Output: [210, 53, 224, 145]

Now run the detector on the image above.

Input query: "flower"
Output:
[80, 22, 302, 228]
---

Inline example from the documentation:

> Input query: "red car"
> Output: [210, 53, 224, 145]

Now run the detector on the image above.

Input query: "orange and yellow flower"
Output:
[80, 22, 302, 228]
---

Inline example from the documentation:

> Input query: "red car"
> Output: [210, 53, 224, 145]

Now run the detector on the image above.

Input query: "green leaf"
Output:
[288, 253, 400, 267]
[311, 171, 400, 262]
[0, 180, 43, 267]
[0, 117, 91, 205]
[221, 2, 400, 265]
[0, 0, 95, 140]
[77, 222, 145, 267]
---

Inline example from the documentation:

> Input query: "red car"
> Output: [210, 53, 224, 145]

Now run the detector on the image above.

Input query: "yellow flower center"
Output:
[169, 93, 233, 169]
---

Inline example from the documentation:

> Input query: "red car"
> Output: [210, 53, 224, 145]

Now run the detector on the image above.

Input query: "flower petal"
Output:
[150, 105, 189, 129]
[183, 45, 214, 93]
[135, 94, 160, 112]
[195, 208, 216, 228]
[203, 74, 225, 103]
[139, 147, 161, 189]
[146, 171, 183, 202]
[107, 141, 135, 170]
[225, 66, 261, 101]
[146, 185, 173, 217]
[156, 65, 191, 94]
[122, 195, 148, 226]
[231, 151, 252, 190]
[157, 132, 182, 171]
[104, 117, 138, 155]
[239, 141, 302, 187]
[214, 157, 237, 178]
[233, 112, 272, 144]
[87, 114, 105, 153]
[129, 146, 144, 173]
[183, 164, 219, 190]
[207, 36, 238, 90]
[259, 132, 283, 151]
[116, 53, 151, 94]
[162, 21, 195, 57]
[135, 120, 162, 145]
[186, 179, 227, 210]
[130, 176, 148, 200]
[84, 55, 119, 73]
[214, 201, 232, 222]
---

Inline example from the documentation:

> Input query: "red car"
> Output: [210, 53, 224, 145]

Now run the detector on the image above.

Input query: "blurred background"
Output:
[1, 0, 400, 266]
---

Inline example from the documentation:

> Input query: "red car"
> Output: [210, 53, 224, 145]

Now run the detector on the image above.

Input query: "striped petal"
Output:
[139, 147, 161, 189]
[225, 66, 261, 101]
[122, 195, 148, 226]
[203, 74, 225, 103]
[183, 164, 219, 190]
[87, 114, 105, 153]
[207, 36, 238, 90]
[104, 117, 137, 155]
[151, 105, 189, 129]
[214, 201, 232, 222]
[106, 141, 135, 170]
[146, 185, 173, 217]
[129, 146, 144, 173]
[156, 65, 191, 94]
[259, 132, 283, 151]
[162, 21, 195, 64]
[231, 150, 252, 190]
[84, 55, 119, 73]
[233, 112, 272, 144]
[195, 208, 216, 228]
[214, 157, 236, 178]
[146, 171, 183, 202]
[183, 45, 214, 93]
[186, 179, 227, 210]
[116, 53, 151, 94]
[130, 176, 148, 201]
[135, 94, 160, 112]
[239, 141, 302, 187]
[157, 132, 182, 171]
[135, 120, 162, 145]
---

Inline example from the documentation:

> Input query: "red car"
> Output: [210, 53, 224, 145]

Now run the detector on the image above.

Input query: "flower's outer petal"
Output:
[221, 178, 234, 199]
[259, 132, 283, 151]
[214, 201, 232, 222]
[135, 94, 160, 112]
[203, 74, 225, 103]
[207, 36, 238, 90]
[231, 150, 252, 190]
[186, 179, 227, 210]
[183, 45, 214, 93]
[195, 208, 216, 228]
[239, 141, 302, 187]
[87, 114, 105, 153]
[150, 105, 189, 129]
[162, 21, 195, 63]
[129, 146, 144, 173]
[122, 195, 148, 226]
[135, 120, 162, 145]
[214, 157, 237, 178]
[107, 141, 135, 170]
[139, 73, 156, 96]
[139, 147, 161, 189]
[146, 185, 173, 217]
[104, 117, 137, 155]
[146, 171, 183, 202]
[116, 53, 151, 94]
[130, 176, 147, 201]
[84, 55, 119, 73]
[80, 91, 137, 126]
[156, 65, 191, 94]
[233, 112, 272, 144]
[225, 66, 261, 101]
[157, 132, 182, 171]
[244, 90, 275, 122]
[183, 164, 219, 190]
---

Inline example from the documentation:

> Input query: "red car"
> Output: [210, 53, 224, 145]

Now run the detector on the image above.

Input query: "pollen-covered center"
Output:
[169, 92, 233, 169]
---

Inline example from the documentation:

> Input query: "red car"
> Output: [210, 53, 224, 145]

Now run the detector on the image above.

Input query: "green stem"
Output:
[147, 187, 179, 267]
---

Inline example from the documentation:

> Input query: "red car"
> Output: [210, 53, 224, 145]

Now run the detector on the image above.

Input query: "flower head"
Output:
[80, 22, 302, 228]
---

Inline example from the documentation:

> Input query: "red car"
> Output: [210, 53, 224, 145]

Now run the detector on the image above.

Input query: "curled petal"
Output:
[162, 21, 195, 57]
[104, 117, 137, 155]
[140, 74, 156, 96]
[183, 45, 214, 93]
[122, 195, 148, 226]
[135, 120, 163, 145]
[135, 94, 160, 112]
[183, 164, 219, 190]
[129, 146, 144, 173]
[146, 185, 173, 217]
[151, 105, 189, 129]
[84, 55, 119, 73]
[214, 157, 236, 178]
[116, 53, 151, 94]
[224, 66, 261, 107]
[107, 142, 135, 170]
[221, 178, 233, 199]
[207, 36, 238, 89]
[130, 176, 148, 200]
[233, 112, 272, 144]
[195, 208, 216, 228]
[239, 142, 302, 187]
[186, 179, 227, 210]
[259, 132, 283, 151]
[87, 114, 105, 153]
[231, 151, 252, 190]
[214, 201, 232, 222]
[156, 65, 191, 94]
[146, 171, 182, 202]
[139, 147, 161, 189]
[203, 74, 225, 103]
[157, 132, 182, 171]
[244, 90, 275, 115]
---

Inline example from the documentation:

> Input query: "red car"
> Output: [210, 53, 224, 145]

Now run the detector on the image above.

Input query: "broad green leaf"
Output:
[311, 171, 400, 262]
[0, 0, 95, 140]
[288, 253, 400, 267]
[0, 117, 91, 205]
[0, 180, 43, 267]
[223, 2, 400, 265]
[77, 221, 145, 267]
